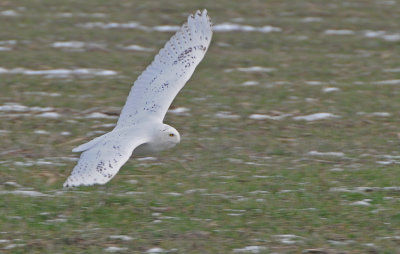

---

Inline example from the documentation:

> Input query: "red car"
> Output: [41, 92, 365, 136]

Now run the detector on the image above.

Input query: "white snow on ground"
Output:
[146, 247, 165, 253]
[108, 235, 134, 241]
[293, 113, 340, 121]
[168, 107, 190, 115]
[374, 79, 400, 85]
[52, 41, 106, 51]
[357, 112, 391, 117]
[0, 40, 17, 45]
[308, 151, 345, 157]
[52, 41, 86, 48]
[36, 112, 61, 119]
[272, 234, 304, 245]
[0, 10, 19, 16]
[120, 44, 154, 52]
[233, 246, 267, 253]
[215, 111, 240, 119]
[0, 103, 53, 112]
[322, 87, 341, 93]
[300, 17, 323, 23]
[229, 66, 276, 73]
[24, 91, 61, 97]
[104, 246, 128, 252]
[77, 21, 147, 30]
[324, 29, 355, 35]
[152, 25, 180, 32]
[33, 130, 49, 135]
[0, 190, 50, 197]
[364, 30, 400, 41]
[0, 67, 117, 78]
[305, 81, 324, 85]
[241, 81, 259, 86]
[249, 113, 291, 120]
[0, 46, 11, 51]
[350, 199, 372, 206]
[85, 112, 118, 119]
[3, 244, 26, 250]
[213, 23, 281, 33]
[78, 21, 281, 33]
[55, 12, 107, 18]
[383, 68, 400, 72]
[162, 192, 182, 196]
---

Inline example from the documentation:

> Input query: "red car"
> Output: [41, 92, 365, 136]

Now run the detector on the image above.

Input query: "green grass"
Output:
[1, 0, 400, 253]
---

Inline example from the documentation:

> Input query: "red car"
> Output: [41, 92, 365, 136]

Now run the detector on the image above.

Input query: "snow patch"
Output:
[78, 21, 281, 34]
[305, 81, 324, 85]
[86, 112, 118, 119]
[168, 107, 190, 115]
[350, 199, 372, 206]
[308, 151, 345, 157]
[0, 103, 53, 112]
[0, 40, 17, 45]
[152, 25, 180, 32]
[52, 41, 86, 48]
[146, 247, 165, 253]
[0, 10, 19, 17]
[364, 30, 400, 41]
[162, 192, 182, 196]
[33, 130, 50, 135]
[249, 113, 291, 120]
[322, 87, 341, 93]
[0, 46, 11, 51]
[108, 235, 134, 241]
[225, 66, 276, 73]
[383, 68, 400, 72]
[215, 111, 240, 119]
[104, 246, 128, 252]
[300, 17, 323, 23]
[55, 12, 107, 18]
[241, 81, 259, 86]
[121, 44, 154, 52]
[374, 79, 400, 85]
[36, 112, 61, 119]
[0, 190, 50, 197]
[0, 67, 117, 78]
[233, 246, 267, 253]
[293, 113, 340, 121]
[24, 91, 61, 97]
[273, 234, 304, 245]
[213, 23, 281, 33]
[324, 29, 355, 35]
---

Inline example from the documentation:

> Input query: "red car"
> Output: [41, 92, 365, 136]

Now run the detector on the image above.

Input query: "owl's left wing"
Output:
[115, 10, 212, 128]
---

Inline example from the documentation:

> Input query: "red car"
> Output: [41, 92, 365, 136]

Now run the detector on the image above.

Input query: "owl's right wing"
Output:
[63, 131, 150, 187]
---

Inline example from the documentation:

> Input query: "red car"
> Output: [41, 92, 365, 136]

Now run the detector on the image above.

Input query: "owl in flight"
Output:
[64, 10, 212, 187]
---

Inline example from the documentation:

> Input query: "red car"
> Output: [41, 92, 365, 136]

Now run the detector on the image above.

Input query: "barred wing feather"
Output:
[116, 10, 212, 128]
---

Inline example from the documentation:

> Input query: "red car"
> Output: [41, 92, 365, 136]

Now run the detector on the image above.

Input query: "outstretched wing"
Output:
[63, 132, 149, 187]
[115, 9, 212, 129]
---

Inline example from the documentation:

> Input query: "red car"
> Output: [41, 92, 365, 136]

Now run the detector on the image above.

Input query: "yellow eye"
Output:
[169, 133, 174, 137]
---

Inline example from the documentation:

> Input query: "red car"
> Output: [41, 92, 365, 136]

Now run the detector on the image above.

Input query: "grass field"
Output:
[1, 0, 400, 253]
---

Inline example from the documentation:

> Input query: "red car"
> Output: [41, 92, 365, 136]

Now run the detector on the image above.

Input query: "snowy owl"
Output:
[64, 10, 212, 187]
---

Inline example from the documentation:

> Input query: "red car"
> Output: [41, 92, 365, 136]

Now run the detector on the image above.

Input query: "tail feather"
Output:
[72, 134, 107, 152]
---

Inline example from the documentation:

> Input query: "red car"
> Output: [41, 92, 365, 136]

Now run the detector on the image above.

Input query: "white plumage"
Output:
[64, 10, 212, 187]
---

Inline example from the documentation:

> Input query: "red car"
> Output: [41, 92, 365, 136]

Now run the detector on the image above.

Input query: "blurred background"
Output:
[1, 0, 399, 253]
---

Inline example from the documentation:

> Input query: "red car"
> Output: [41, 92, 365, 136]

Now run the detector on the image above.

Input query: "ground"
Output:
[0, 0, 400, 253]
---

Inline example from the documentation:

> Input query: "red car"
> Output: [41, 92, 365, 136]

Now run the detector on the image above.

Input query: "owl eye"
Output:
[169, 133, 174, 137]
